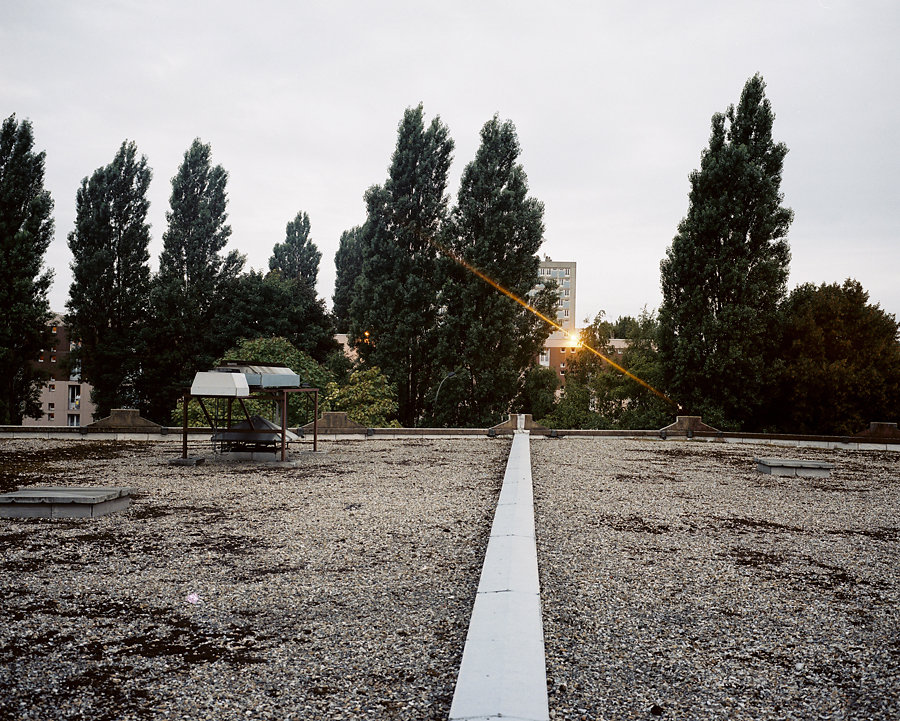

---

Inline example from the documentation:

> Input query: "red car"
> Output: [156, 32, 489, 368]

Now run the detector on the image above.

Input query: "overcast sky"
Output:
[3, 0, 898, 326]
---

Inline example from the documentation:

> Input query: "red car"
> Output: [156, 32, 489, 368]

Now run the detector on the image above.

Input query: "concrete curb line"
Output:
[449, 431, 549, 721]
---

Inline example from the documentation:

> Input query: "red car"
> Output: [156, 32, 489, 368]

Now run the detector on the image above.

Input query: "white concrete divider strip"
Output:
[449, 430, 549, 721]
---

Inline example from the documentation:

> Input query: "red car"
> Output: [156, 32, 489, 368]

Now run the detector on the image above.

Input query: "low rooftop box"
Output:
[216, 361, 301, 390]
[190, 371, 251, 397]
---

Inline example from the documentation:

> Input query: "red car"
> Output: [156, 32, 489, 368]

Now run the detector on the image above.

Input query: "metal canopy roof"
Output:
[214, 361, 301, 390]
[190, 361, 302, 396]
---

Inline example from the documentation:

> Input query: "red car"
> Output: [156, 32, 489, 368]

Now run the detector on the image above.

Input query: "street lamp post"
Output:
[434, 371, 456, 410]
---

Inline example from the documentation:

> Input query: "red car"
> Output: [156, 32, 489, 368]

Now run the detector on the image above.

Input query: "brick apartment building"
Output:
[22, 315, 96, 427]
[539, 334, 629, 386]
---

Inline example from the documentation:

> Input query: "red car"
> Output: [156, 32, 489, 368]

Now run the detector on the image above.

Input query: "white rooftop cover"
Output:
[190, 371, 251, 397]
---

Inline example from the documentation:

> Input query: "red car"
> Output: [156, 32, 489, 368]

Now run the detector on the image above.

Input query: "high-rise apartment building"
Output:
[536, 258, 576, 332]
[532, 257, 578, 385]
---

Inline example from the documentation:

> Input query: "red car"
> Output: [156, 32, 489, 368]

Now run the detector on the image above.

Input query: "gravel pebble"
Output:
[532, 437, 900, 721]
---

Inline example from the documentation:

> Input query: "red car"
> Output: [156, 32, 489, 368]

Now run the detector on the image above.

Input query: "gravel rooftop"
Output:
[0, 438, 506, 720]
[532, 437, 900, 721]
[1, 435, 898, 721]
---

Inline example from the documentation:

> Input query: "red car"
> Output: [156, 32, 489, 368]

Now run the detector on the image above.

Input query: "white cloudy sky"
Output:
[3, 0, 898, 324]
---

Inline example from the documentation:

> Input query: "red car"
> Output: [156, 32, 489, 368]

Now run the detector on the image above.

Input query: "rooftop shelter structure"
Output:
[182, 361, 318, 461]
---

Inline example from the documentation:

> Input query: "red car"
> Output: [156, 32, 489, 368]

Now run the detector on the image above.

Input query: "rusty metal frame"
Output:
[181, 387, 318, 461]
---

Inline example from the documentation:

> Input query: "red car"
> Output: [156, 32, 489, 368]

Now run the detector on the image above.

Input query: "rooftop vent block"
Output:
[190, 371, 251, 397]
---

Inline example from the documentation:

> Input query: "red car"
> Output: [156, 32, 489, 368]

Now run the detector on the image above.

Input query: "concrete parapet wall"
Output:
[2, 425, 898, 450]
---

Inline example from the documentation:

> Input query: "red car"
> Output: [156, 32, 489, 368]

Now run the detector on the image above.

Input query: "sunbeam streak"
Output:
[431, 239, 678, 408]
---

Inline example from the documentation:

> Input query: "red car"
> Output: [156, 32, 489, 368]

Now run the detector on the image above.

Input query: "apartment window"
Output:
[67, 414, 80, 427]
[38, 355, 45, 362]
[48, 412, 55, 420]
[48, 402, 55, 409]
[51, 325, 58, 334]
[68, 384, 81, 410]
[563, 289, 569, 297]
[539, 350, 549, 364]
[564, 309, 570, 317]
[49, 383, 56, 391]
[50, 355, 57, 363]
[564, 268, 570, 276]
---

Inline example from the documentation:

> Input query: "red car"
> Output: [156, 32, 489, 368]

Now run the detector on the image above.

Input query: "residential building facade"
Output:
[22, 315, 97, 427]
[536, 258, 576, 332]
[533, 257, 578, 383]
[538, 334, 630, 386]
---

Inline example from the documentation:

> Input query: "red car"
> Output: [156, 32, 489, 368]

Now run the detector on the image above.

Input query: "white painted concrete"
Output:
[449, 430, 549, 721]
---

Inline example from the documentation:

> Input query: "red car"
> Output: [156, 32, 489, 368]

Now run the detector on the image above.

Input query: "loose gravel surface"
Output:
[0, 438, 507, 721]
[533, 438, 900, 721]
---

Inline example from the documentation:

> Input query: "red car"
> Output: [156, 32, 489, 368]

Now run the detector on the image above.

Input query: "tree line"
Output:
[0, 107, 556, 428]
[543, 75, 900, 435]
[335, 107, 557, 427]
[2, 75, 898, 434]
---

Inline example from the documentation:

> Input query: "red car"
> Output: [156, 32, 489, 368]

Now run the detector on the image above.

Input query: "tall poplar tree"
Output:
[215, 210, 336, 363]
[332, 225, 363, 334]
[269, 210, 321, 285]
[0, 115, 54, 424]
[349, 105, 454, 426]
[659, 74, 792, 429]
[66, 140, 152, 417]
[140, 139, 244, 423]
[432, 115, 554, 426]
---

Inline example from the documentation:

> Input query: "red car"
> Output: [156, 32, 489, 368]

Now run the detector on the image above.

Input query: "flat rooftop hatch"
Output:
[0, 487, 135, 518]
[755, 457, 834, 478]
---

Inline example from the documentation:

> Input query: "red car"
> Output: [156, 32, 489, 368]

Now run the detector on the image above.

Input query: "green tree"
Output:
[264, 212, 335, 359]
[567, 311, 613, 385]
[269, 210, 321, 286]
[0, 114, 53, 424]
[538, 380, 607, 430]
[659, 74, 792, 429]
[66, 140, 152, 417]
[140, 139, 244, 423]
[774, 280, 900, 435]
[349, 105, 454, 426]
[518, 365, 559, 420]
[223, 335, 330, 426]
[431, 115, 555, 427]
[218, 270, 336, 362]
[610, 315, 640, 338]
[326, 366, 400, 427]
[572, 310, 672, 429]
[332, 225, 363, 334]
[218, 207, 336, 364]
